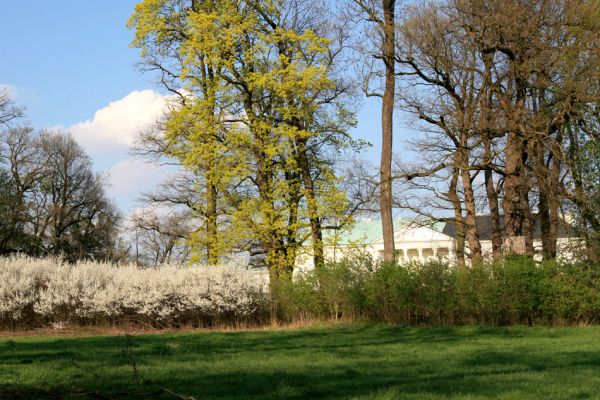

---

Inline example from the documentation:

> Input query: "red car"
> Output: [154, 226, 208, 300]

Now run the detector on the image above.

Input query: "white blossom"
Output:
[0, 256, 268, 326]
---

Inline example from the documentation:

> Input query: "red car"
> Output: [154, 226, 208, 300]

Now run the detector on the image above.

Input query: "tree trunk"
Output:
[296, 139, 324, 267]
[243, 99, 297, 279]
[547, 155, 560, 258]
[380, 0, 396, 263]
[457, 147, 482, 264]
[538, 182, 552, 259]
[503, 133, 524, 240]
[205, 181, 218, 264]
[502, 134, 534, 256]
[535, 142, 557, 259]
[520, 164, 534, 256]
[448, 168, 466, 267]
[482, 136, 503, 260]
[484, 168, 502, 260]
[204, 84, 220, 265]
[480, 57, 502, 261]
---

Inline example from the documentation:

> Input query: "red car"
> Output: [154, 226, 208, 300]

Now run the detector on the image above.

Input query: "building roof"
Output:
[441, 214, 576, 240]
[323, 219, 387, 245]
[325, 218, 446, 245]
[325, 214, 576, 247]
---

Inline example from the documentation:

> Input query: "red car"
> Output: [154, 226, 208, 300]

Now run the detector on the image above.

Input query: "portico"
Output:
[295, 216, 581, 271]
[296, 219, 457, 270]
[391, 246, 452, 263]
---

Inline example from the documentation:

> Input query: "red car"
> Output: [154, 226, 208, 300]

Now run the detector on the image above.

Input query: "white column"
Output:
[418, 248, 423, 263]
[433, 247, 438, 259]
[448, 246, 456, 265]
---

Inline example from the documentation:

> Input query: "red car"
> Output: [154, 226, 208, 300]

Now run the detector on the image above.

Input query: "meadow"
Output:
[1, 325, 600, 399]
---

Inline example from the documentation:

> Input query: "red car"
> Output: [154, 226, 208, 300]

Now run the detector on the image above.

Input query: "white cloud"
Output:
[67, 89, 169, 155]
[0, 83, 18, 97]
[106, 158, 179, 210]
[47, 89, 182, 213]
[108, 159, 158, 195]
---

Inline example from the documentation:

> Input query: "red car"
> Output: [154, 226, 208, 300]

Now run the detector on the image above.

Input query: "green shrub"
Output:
[275, 255, 600, 326]
[364, 261, 417, 323]
[271, 273, 324, 322]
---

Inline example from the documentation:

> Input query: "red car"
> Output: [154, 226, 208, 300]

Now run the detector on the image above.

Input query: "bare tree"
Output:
[391, 0, 600, 262]
[35, 132, 121, 261]
[0, 126, 49, 254]
[0, 88, 24, 127]
[130, 207, 192, 267]
[393, 1, 485, 263]
[0, 127, 121, 261]
[350, 0, 398, 262]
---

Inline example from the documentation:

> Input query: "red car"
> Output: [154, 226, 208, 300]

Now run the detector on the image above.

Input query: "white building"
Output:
[296, 216, 580, 270]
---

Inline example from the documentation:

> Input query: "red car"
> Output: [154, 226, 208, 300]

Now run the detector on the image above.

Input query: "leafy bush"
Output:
[274, 255, 600, 326]
[364, 261, 416, 323]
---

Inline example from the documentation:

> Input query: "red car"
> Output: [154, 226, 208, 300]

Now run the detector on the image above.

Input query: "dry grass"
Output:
[0, 319, 346, 338]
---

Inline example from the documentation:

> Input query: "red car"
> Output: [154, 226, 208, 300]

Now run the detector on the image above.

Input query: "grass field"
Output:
[1, 325, 600, 399]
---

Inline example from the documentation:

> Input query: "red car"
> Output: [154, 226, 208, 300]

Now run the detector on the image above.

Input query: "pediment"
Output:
[372, 224, 453, 244]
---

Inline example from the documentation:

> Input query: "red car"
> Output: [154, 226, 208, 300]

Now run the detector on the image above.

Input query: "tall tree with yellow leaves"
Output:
[129, 0, 355, 276]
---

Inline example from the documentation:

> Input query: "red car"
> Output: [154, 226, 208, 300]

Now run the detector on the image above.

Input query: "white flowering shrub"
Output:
[0, 256, 269, 328]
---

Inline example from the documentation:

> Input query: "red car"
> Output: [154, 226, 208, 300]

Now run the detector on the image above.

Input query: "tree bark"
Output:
[503, 133, 524, 240]
[520, 160, 534, 256]
[205, 180, 218, 264]
[380, 0, 396, 263]
[296, 138, 324, 267]
[547, 155, 560, 257]
[502, 133, 534, 256]
[484, 168, 502, 260]
[457, 146, 482, 264]
[535, 142, 559, 259]
[448, 167, 466, 267]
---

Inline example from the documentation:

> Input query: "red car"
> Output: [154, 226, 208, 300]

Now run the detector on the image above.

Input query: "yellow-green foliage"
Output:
[129, 1, 356, 271]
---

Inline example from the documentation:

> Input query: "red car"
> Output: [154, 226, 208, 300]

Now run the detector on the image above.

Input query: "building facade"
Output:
[296, 217, 580, 270]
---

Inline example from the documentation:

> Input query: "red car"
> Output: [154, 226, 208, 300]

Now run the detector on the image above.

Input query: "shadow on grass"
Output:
[1, 325, 599, 399]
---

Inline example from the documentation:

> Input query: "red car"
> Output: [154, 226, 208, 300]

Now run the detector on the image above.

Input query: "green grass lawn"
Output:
[1, 325, 600, 399]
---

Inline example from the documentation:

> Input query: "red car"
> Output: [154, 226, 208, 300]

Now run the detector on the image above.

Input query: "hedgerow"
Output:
[0, 256, 268, 328]
[1, 255, 598, 329]
[274, 256, 600, 326]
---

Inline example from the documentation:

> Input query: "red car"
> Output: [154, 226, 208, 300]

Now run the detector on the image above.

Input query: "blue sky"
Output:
[0, 1, 411, 214]
[0, 1, 146, 127]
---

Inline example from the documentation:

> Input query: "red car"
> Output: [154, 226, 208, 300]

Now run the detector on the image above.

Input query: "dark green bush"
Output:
[364, 261, 416, 323]
[273, 256, 600, 326]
